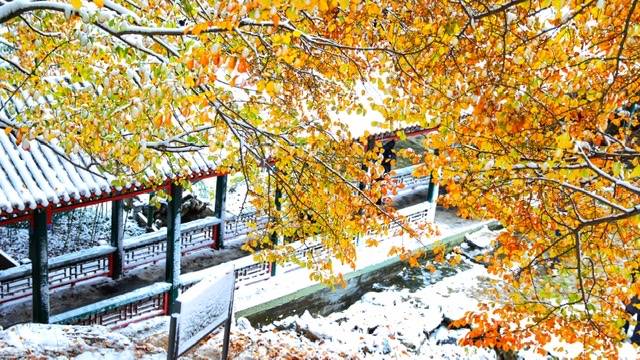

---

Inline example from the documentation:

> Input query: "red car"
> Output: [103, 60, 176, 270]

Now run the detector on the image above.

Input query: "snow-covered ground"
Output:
[0, 258, 498, 359]
[2, 226, 637, 359]
[245, 262, 497, 359]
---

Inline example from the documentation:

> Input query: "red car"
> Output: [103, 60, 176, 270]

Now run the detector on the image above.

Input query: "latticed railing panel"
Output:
[181, 224, 216, 251]
[66, 292, 166, 328]
[0, 251, 112, 303]
[235, 262, 272, 285]
[123, 220, 218, 269]
[123, 240, 167, 269]
[224, 211, 269, 238]
[48, 257, 110, 286]
[281, 242, 331, 273]
[394, 174, 430, 188]
[0, 276, 31, 301]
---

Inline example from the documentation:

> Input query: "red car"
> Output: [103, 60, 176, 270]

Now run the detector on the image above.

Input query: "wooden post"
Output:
[213, 175, 227, 249]
[30, 209, 50, 323]
[269, 185, 282, 277]
[167, 313, 180, 360]
[427, 179, 439, 204]
[221, 277, 236, 360]
[110, 200, 124, 279]
[166, 183, 183, 311]
[427, 150, 440, 205]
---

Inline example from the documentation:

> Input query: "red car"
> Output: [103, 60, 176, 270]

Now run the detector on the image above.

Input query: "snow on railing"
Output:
[123, 216, 222, 269]
[51, 282, 171, 328]
[0, 245, 115, 303]
[180, 254, 272, 291]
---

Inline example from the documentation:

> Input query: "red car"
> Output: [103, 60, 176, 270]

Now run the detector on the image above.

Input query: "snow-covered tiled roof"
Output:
[0, 131, 219, 219]
[370, 125, 437, 141]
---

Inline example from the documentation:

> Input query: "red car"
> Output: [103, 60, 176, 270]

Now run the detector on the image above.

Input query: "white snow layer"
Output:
[0, 130, 218, 217]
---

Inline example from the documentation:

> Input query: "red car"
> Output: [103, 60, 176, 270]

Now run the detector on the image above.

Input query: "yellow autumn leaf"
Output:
[365, 238, 380, 247]
[556, 132, 572, 149]
[265, 81, 277, 95]
[552, 0, 563, 12]
[94, 0, 104, 7]
[318, 0, 329, 12]
[408, 255, 419, 268]
[71, 0, 82, 9]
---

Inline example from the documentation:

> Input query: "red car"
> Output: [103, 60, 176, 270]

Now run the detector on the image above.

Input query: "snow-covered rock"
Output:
[243, 262, 493, 359]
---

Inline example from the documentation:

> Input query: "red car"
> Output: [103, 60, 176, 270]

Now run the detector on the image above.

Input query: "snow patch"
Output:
[464, 225, 497, 248]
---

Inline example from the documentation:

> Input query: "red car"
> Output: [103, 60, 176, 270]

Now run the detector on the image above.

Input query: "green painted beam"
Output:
[166, 183, 183, 312]
[270, 185, 282, 277]
[110, 200, 124, 279]
[213, 175, 227, 249]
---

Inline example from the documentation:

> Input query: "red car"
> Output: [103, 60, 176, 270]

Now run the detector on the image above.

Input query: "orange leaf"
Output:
[237, 57, 249, 73]
[153, 114, 163, 127]
[199, 52, 209, 67]
[186, 58, 195, 70]
[212, 54, 221, 66]
[226, 57, 237, 72]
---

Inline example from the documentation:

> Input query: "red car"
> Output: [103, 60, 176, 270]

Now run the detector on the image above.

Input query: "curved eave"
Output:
[0, 169, 224, 225]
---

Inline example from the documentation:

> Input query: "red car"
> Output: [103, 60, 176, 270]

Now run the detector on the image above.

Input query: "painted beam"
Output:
[30, 208, 50, 323]
[213, 175, 227, 249]
[110, 200, 124, 279]
[165, 183, 183, 312]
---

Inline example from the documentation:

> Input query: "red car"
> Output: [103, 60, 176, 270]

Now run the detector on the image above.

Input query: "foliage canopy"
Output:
[2, 0, 640, 356]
